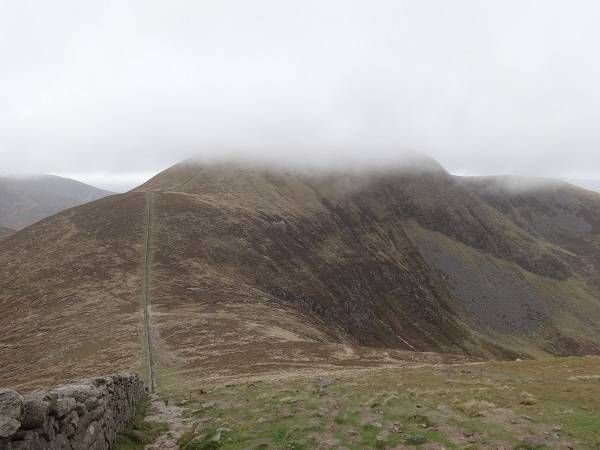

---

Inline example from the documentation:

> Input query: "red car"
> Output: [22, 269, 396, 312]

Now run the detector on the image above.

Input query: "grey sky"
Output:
[2, 1, 600, 191]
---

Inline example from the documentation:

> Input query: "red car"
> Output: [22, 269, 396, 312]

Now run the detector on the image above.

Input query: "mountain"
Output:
[0, 226, 14, 240]
[0, 174, 113, 229]
[564, 178, 600, 193]
[2, 158, 600, 392]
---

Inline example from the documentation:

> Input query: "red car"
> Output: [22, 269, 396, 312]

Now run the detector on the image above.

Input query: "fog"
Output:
[2, 1, 600, 191]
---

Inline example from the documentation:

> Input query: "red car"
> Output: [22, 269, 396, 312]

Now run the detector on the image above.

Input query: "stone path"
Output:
[144, 394, 190, 449]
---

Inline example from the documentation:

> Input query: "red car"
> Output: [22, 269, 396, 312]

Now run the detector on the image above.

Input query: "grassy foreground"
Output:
[154, 356, 600, 449]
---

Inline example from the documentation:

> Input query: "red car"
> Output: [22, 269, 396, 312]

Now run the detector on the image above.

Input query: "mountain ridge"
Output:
[2, 158, 600, 391]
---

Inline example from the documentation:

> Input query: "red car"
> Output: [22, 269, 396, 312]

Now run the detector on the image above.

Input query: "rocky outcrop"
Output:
[0, 390, 24, 438]
[0, 373, 145, 450]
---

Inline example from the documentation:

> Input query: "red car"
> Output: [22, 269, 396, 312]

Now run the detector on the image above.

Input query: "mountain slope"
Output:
[0, 174, 112, 229]
[0, 226, 14, 240]
[2, 159, 600, 391]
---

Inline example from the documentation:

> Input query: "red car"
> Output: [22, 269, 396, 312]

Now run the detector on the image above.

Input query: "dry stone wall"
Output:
[0, 373, 145, 450]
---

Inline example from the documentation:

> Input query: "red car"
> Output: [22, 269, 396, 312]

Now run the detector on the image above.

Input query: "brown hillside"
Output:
[0, 226, 13, 240]
[2, 159, 600, 391]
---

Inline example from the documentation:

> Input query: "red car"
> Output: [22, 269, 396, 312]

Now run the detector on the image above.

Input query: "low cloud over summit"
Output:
[2, 1, 600, 187]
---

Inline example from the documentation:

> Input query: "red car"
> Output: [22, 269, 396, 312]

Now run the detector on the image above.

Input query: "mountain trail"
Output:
[143, 191, 155, 393]
[145, 394, 190, 449]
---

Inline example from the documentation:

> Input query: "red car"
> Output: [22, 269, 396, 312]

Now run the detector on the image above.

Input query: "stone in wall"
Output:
[0, 373, 145, 450]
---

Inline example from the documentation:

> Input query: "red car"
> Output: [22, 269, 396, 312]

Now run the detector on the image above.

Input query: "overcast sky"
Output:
[2, 1, 600, 191]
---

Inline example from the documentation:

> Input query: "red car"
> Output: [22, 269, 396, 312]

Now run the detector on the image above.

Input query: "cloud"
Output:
[2, 0, 600, 187]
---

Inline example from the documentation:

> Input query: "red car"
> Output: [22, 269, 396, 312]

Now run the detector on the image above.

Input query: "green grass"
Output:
[153, 356, 600, 449]
[457, 418, 514, 441]
[334, 410, 361, 426]
[562, 411, 600, 447]
[513, 444, 548, 450]
[115, 397, 169, 450]
[403, 433, 428, 445]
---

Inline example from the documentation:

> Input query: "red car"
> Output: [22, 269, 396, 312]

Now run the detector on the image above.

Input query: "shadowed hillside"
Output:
[0, 174, 112, 229]
[2, 158, 600, 392]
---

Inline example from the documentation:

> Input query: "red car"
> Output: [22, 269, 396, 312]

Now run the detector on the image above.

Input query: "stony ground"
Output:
[143, 356, 600, 449]
[144, 394, 190, 449]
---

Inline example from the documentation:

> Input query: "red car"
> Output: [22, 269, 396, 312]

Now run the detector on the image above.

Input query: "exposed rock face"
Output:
[0, 373, 144, 450]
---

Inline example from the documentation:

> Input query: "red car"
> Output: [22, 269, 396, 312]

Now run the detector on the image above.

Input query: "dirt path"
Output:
[143, 193, 191, 448]
[143, 191, 155, 393]
[144, 394, 191, 450]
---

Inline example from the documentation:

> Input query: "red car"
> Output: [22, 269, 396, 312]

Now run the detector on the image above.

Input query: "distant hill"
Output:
[0, 226, 14, 240]
[0, 175, 112, 229]
[3, 157, 600, 391]
[564, 178, 600, 193]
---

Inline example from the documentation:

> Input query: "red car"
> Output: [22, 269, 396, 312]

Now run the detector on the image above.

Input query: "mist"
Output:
[2, 1, 600, 191]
